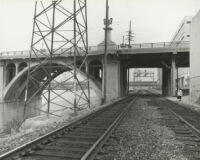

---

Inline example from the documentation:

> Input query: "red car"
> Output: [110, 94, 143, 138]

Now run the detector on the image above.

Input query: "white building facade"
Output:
[171, 16, 192, 90]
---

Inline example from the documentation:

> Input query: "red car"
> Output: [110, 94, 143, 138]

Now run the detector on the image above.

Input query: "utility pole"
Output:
[126, 21, 134, 48]
[103, 0, 110, 103]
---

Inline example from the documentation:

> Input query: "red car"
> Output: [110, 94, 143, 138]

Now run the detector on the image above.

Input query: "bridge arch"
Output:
[89, 59, 103, 83]
[3, 60, 102, 101]
[6, 63, 16, 85]
[18, 62, 28, 73]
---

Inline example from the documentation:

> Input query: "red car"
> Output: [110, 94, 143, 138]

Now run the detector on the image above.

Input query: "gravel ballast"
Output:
[0, 101, 102, 155]
[95, 96, 188, 160]
[0, 95, 190, 159]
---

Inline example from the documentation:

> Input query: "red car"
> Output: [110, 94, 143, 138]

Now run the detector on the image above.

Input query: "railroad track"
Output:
[0, 95, 138, 160]
[149, 92, 200, 159]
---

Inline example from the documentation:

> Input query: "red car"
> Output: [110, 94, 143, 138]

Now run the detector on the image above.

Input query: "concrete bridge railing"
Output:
[0, 41, 189, 59]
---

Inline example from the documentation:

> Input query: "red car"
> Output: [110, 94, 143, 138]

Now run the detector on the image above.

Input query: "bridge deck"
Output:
[0, 41, 189, 60]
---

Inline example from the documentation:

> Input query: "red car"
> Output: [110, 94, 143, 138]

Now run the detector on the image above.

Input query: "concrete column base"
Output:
[162, 67, 171, 96]
[105, 60, 121, 102]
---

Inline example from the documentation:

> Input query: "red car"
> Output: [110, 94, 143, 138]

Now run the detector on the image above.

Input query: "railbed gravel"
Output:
[0, 105, 98, 155]
[0, 119, 68, 155]
[95, 97, 188, 160]
[0, 97, 192, 159]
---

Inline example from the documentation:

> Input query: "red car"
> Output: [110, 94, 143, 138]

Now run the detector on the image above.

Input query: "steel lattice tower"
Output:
[24, 0, 90, 120]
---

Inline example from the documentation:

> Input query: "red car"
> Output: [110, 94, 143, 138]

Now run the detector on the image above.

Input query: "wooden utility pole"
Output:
[103, 0, 109, 103]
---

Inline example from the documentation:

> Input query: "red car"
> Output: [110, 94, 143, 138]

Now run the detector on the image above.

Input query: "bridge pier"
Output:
[162, 67, 171, 96]
[103, 59, 129, 102]
[104, 60, 121, 102]
[162, 55, 177, 96]
[1, 96, 42, 132]
[0, 62, 6, 130]
[15, 63, 19, 75]
[0, 61, 43, 132]
[171, 54, 177, 96]
[121, 67, 127, 96]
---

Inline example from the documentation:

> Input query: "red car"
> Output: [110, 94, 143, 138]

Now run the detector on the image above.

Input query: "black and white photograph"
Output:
[0, 0, 200, 159]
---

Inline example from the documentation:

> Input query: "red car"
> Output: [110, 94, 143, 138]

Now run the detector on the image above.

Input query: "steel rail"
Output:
[0, 97, 126, 160]
[162, 99, 200, 136]
[81, 95, 138, 160]
[149, 90, 200, 138]
[0, 94, 139, 160]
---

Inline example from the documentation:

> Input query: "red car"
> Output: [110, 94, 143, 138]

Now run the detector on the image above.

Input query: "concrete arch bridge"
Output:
[0, 41, 189, 131]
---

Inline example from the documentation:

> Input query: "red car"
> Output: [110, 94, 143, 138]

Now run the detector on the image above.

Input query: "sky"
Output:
[0, 0, 200, 52]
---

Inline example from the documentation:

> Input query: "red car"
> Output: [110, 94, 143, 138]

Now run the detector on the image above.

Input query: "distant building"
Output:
[190, 10, 200, 104]
[171, 16, 192, 90]
[171, 16, 192, 42]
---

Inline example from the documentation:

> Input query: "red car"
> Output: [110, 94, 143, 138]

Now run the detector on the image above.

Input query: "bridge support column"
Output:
[120, 67, 127, 96]
[1, 75, 42, 132]
[15, 63, 19, 75]
[157, 68, 162, 90]
[126, 68, 130, 94]
[104, 60, 121, 102]
[162, 55, 177, 96]
[0, 62, 6, 130]
[171, 55, 177, 96]
[162, 67, 171, 96]
[2, 96, 42, 132]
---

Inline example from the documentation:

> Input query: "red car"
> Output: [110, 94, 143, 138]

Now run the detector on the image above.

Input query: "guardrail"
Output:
[0, 41, 189, 58]
[130, 41, 189, 49]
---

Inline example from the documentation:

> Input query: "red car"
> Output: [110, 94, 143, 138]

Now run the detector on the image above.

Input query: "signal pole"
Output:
[125, 21, 134, 94]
